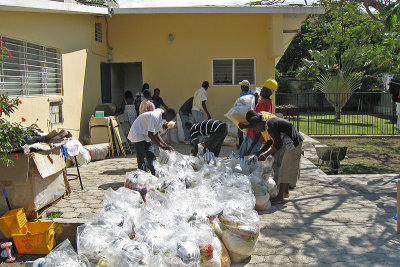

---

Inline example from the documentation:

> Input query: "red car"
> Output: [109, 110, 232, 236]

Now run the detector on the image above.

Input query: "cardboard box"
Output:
[0, 147, 66, 216]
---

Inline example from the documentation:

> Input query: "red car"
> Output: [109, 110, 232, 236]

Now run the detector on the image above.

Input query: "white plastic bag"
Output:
[44, 239, 90, 267]
[77, 223, 129, 262]
[125, 170, 158, 202]
[224, 95, 255, 119]
[267, 177, 278, 198]
[75, 147, 91, 166]
[64, 137, 81, 157]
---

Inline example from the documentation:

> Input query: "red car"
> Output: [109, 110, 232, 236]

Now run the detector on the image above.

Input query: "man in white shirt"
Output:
[192, 81, 211, 143]
[128, 108, 176, 175]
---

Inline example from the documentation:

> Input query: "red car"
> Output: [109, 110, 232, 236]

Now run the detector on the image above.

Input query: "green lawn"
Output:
[287, 112, 400, 135]
[311, 137, 400, 174]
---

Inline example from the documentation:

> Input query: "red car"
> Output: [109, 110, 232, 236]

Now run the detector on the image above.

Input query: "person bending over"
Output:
[248, 114, 303, 204]
[185, 119, 227, 157]
[128, 108, 176, 175]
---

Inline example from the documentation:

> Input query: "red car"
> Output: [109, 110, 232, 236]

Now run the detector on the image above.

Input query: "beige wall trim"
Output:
[112, 6, 324, 15]
[0, 0, 108, 14]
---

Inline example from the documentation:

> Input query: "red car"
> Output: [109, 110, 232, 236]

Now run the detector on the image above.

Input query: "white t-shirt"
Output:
[192, 87, 207, 111]
[127, 109, 164, 143]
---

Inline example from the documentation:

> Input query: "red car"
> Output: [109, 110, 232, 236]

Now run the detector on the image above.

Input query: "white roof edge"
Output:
[0, 0, 108, 15]
[112, 6, 325, 15]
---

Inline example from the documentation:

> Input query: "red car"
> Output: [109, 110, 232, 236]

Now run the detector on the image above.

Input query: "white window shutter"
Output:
[234, 59, 255, 85]
[213, 59, 233, 85]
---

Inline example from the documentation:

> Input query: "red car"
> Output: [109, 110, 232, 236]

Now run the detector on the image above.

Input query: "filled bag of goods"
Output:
[219, 210, 260, 262]
[266, 176, 278, 199]
[200, 233, 223, 267]
[77, 223, 129, 263]
[224, 95, 255, 132]
[249, 167, 271, 211]
[83, 143, 109, 161]
[252, 180, 270, 211]
[125, 170, 158, 202]
[44, 239, 90, 266]
[97, 238, 151, 267]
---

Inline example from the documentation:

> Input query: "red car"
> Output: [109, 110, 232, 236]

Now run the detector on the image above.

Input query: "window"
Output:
[95, 22, 103, 43]
[0, 36, 62, 97]
[212, 58, 255, 86]
[49, 100, 63, 124]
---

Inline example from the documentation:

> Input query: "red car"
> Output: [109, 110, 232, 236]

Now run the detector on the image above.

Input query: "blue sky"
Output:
[117, 0, 312, 8]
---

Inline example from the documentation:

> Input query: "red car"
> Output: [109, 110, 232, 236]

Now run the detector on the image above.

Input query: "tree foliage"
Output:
[269, 0, 400, 83]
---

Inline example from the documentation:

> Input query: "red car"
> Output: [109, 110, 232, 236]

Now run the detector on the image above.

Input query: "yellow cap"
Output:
[263, 78, 278, 91]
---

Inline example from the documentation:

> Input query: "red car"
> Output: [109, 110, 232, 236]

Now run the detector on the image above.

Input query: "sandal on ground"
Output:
[271, 198, 285, 204]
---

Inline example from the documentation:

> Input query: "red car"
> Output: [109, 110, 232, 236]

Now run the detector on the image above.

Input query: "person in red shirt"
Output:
[238, 84, 275, 157]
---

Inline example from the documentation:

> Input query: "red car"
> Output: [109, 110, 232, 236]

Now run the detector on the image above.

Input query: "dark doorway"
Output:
[100, 62, 143, 112]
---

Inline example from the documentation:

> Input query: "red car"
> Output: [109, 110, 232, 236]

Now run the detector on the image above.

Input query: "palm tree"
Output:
[315, 64, 362, 120]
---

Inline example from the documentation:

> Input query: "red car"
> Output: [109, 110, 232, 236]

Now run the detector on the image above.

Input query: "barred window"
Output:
[49, 100, 63, 124]
[212, 58, 255, 86]
[0, 36, 62, 97]
[95, 22, 103, 43]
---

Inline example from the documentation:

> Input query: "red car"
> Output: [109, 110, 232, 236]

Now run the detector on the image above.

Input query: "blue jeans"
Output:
[179, 111, 191, 142]
[238, 134, 262, 158]
[134, 141, 156, 175]
[192, 110, 205, 142]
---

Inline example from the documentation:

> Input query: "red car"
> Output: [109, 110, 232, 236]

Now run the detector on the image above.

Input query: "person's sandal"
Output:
[271, 198, 285, 205]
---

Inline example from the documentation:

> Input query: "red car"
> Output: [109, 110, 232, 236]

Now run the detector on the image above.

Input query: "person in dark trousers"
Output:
[185, 119, 228, 157]
[152, 88, 169, 109]
[247, 113, 303, 204]
[128, 108, 176, 175]
[179, 97, 194, 144]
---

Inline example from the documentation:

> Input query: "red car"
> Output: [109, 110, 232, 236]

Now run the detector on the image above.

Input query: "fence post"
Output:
[393, 100, 395, 136]
[307, 93, 310, 135]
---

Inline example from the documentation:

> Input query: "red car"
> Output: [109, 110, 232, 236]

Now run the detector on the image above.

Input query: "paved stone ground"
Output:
[26, 141, 400, 266]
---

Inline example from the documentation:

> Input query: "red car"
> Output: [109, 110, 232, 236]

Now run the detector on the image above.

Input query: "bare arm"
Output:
[238, 122, 251, 129]
[258, 145, 277, 161]
[246, 132, 261, 156]
[256, 139, 273, 157]
[161, 102, 169, 110]
[202, 101, 211, 120]
[148, 131, 173, 151]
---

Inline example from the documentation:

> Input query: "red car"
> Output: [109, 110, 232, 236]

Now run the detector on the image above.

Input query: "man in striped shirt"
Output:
[185, 119, 228, 157]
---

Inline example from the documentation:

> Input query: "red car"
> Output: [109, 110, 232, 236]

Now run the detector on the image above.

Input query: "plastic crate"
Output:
[0, 208, 27, 238]
[12, 220, 55, 254]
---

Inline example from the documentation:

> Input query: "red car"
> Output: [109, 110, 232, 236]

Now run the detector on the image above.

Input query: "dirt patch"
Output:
[311, 137, 400, 174]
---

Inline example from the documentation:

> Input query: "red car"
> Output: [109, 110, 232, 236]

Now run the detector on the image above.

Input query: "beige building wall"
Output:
[0, 11, 108, 139]
[0, 10, 306, 139]
[108, 13, 282, 121]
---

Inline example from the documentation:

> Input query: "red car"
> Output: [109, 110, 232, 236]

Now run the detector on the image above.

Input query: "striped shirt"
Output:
[190, 119, 224, 141]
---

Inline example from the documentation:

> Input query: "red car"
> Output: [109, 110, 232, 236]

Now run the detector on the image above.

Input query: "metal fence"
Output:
[275, 92, 398, 135]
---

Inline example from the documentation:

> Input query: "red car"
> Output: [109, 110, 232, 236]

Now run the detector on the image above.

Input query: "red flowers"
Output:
[15, 154, 19, 160]
[21, 118, 26, 122]
[7, 50, 11, 58]
[0, 107, 2, 112]
[15, 98, 21, 105]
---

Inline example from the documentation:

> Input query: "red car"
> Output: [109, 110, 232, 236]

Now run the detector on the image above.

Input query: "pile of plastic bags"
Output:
[46, 149, 277, 266]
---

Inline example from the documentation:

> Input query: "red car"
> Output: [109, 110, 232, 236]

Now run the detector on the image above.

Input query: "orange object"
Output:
[12, 220, 55, 254]
[0, 208, 27, 238]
